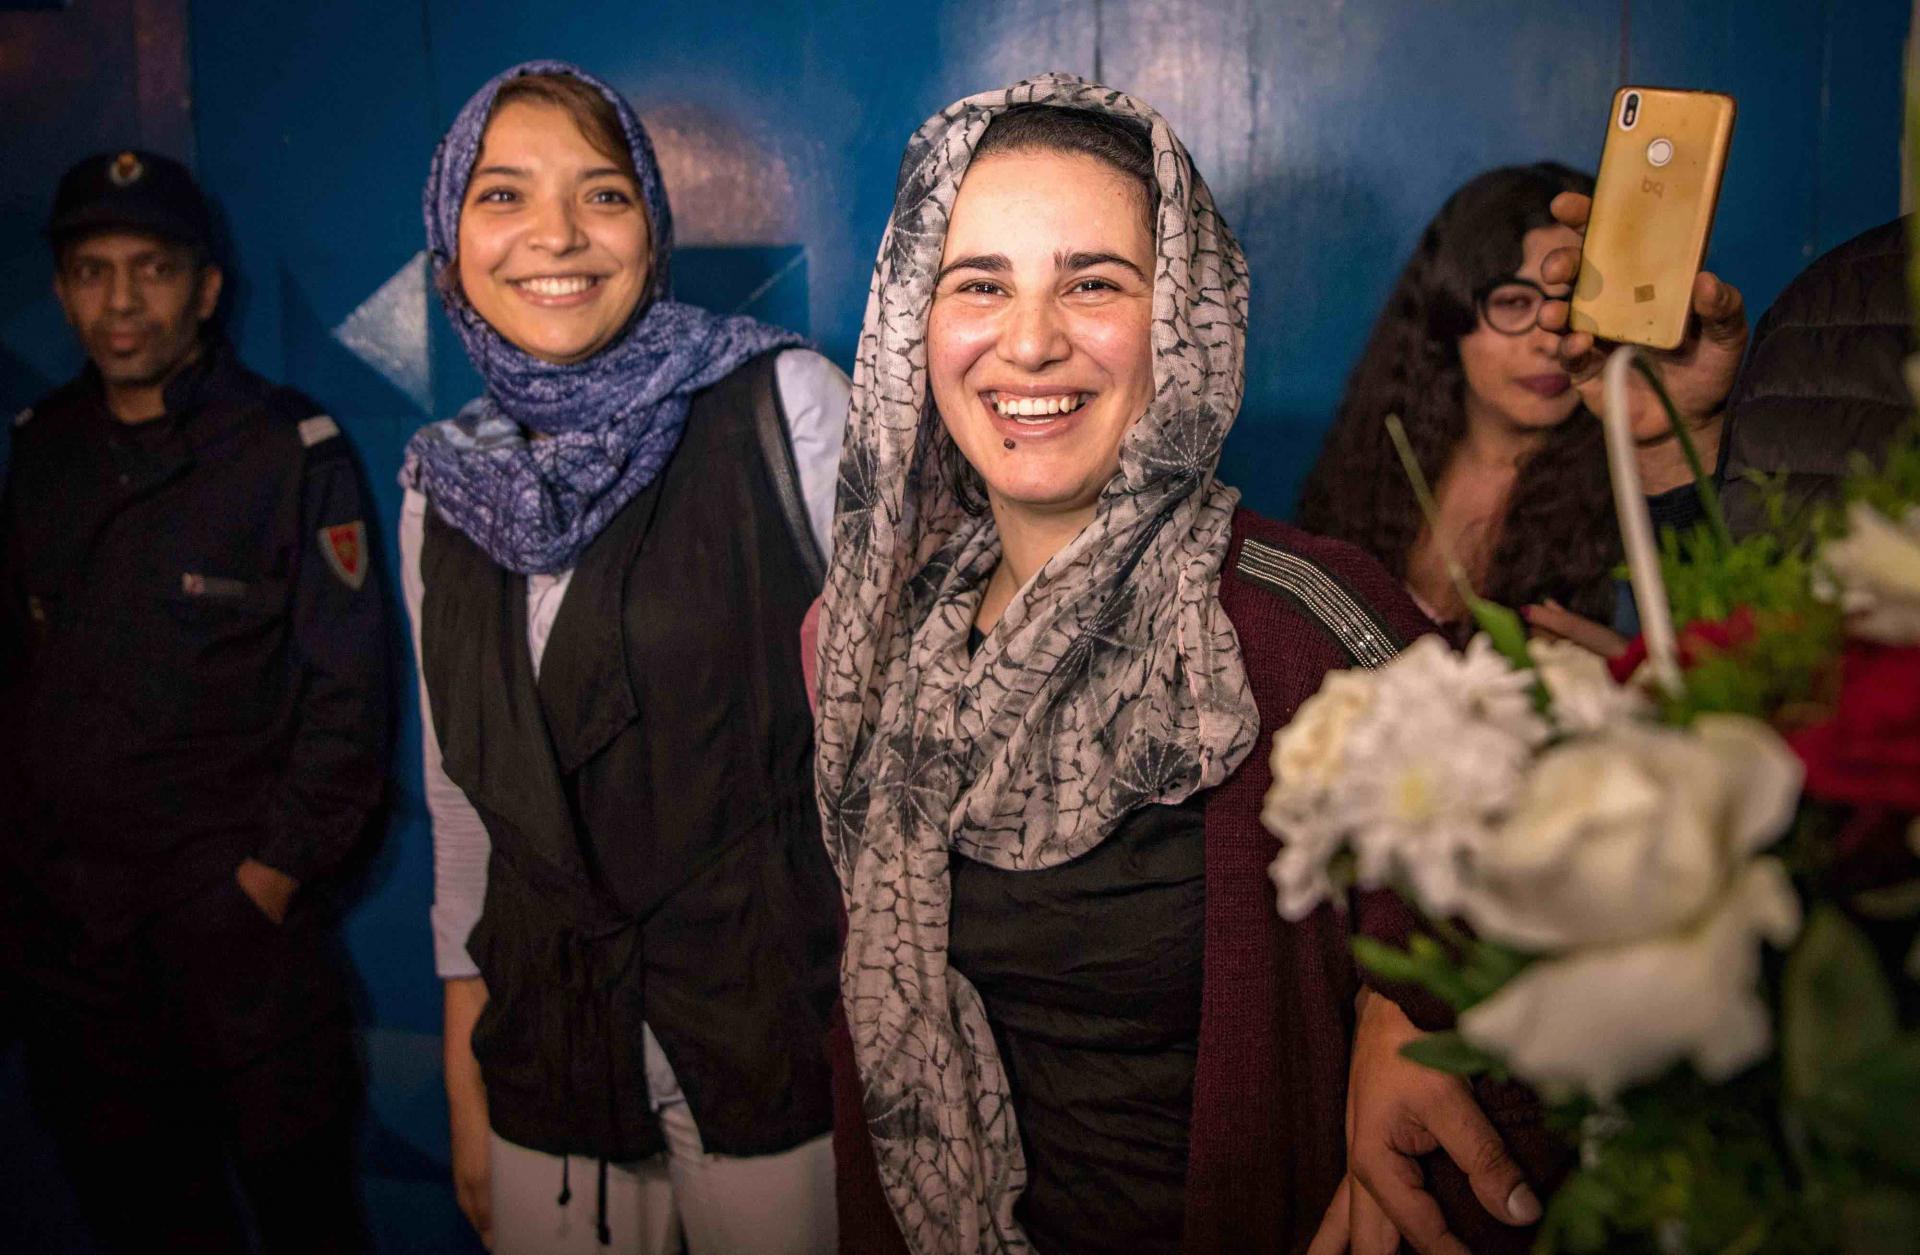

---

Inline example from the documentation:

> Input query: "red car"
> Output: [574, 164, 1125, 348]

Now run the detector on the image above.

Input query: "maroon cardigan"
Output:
[822, 509, 1566, 1254]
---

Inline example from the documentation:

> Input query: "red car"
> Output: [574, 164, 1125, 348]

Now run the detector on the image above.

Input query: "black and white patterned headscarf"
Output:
[814, 74, 1259, 1253]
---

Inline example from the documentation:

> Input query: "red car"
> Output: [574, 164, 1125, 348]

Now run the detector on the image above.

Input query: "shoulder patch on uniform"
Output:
[12, 407, 31, 428]
[319, 521, 369, 590]
[298, 415, 341, 447]
[1235, 538, 1402, 669]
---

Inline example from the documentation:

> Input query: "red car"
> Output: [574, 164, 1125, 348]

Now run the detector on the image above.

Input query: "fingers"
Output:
[456, 1174, 494, 1250]
[1351, 1138, 1474, 1255]
[1555, 329, 1601, 383]
[1691, 270, 1747, 346]
[1352, 1174, 1405, 1255]
[1522, 600, 1629, 659]
[1549, 191, 1591, 232]
[1422, 1081, 1541, 1229]
[1539, 245, 1582, 290]
[1306, 1176, 1353, 1255]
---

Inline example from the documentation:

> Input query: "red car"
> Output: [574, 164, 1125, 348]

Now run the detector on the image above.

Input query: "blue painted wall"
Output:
[1, 2, 1910, 1249]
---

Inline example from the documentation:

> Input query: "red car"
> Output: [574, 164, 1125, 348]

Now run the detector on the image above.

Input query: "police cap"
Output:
[46, 149, 215, 255]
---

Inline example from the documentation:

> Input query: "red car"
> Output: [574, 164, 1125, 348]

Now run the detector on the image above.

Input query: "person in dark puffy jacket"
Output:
[1719, 215, 1913, 535]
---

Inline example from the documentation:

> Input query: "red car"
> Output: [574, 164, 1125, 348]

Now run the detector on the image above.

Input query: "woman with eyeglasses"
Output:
[1293, 165, 1756, 1251]
[1297, 163, 1617, 640]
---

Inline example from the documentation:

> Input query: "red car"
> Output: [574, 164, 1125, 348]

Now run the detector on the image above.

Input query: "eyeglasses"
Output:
[1473, 278, 1569, 336]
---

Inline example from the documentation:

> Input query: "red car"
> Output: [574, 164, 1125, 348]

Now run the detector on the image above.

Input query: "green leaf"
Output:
[1458, 937, 1533, 1004]
[1800, 1034, 1920, 1177]
[1469, 595, 1535, 672]
[1352, 933, 1481, 1011]
[1835, 420, 1920, 534]
[1352, 936, 1422, 985]
[1399, 1031, 1501, 1078]
[1632, 355, 1734, 556]
[1784, 905, 1900, 1103]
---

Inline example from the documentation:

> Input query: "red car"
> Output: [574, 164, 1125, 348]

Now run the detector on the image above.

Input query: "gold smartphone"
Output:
[1570, 86, 1736, 350]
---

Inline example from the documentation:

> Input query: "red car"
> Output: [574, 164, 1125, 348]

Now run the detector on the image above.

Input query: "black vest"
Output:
[420, 353, 837, 1159]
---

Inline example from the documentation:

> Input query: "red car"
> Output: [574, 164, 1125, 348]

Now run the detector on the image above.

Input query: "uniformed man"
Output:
[0, 150, 388, 1254]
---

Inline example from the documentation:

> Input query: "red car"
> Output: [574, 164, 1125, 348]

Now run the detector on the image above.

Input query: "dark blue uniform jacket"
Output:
[1, 340, 389, 943]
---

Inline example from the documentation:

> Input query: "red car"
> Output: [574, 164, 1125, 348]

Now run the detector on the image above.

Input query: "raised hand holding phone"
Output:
[1539, 193, 1748, 448]
[1536, 87, 1750, 472]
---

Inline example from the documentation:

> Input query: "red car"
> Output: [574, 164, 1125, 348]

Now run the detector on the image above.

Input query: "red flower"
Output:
[1786, 642, 1920, 811]
[1607, 606, 1760, 684]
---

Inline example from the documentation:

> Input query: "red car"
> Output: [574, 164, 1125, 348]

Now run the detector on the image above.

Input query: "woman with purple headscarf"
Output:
[398, 61, 845, 1255]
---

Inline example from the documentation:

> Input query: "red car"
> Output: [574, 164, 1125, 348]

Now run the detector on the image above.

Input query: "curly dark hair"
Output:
[1295, 162, 1619, 623]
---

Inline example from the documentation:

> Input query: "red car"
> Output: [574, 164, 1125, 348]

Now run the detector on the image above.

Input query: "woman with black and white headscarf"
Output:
[811, 75, 1502, 1255]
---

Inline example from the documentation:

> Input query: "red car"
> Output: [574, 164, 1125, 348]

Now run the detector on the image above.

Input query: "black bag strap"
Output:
[744, 350, 827, 594]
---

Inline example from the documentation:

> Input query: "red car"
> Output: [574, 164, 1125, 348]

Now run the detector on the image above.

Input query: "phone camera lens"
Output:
[1622, 92, 1641, 129]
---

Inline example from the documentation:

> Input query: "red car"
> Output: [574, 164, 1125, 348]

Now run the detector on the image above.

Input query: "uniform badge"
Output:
[319, 521, 369, 591]
[108, 151, 145, 187]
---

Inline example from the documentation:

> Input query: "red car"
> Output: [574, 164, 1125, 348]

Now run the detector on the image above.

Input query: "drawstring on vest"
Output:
[545, 929, 640, 1248]
[554, 1155, 611, 1245]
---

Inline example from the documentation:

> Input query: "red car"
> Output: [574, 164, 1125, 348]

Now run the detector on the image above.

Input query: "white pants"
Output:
[489, 1026, 836, 1255]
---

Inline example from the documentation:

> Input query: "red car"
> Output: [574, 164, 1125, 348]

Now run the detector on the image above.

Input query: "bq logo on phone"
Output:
[1643, 177, 1663, 198]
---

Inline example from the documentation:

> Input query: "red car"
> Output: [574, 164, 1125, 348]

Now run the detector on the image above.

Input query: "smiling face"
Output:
[928, 148, 1156, 531]
[1456, 223, 1582, 435]
[456, 98, 651, 364]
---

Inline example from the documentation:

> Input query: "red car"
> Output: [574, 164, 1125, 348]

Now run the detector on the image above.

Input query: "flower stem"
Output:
[1629, 357, 1734, 555]
[1385, 414, 1537, 671]
[1384, 415, 1478, 611]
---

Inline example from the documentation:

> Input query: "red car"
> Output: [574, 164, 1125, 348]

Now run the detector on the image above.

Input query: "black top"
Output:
[1, 340, 389, 940]
[949, 794, 1207, 1255]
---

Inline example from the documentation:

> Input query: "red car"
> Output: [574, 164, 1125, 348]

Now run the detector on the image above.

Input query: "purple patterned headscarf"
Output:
[401, 60, 803, 574]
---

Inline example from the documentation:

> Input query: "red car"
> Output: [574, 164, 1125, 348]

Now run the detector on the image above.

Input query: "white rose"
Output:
[1460, 858, 1801, 1101]
[1528, 637, 1648, 734]
[1458, 715, 1802, 951]
[1267, 667, 1378, 798]
[1819, 501, 1920, 644]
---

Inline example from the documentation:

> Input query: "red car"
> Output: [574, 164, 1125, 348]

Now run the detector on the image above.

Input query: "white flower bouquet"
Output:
[1264, 369, 1920, 1249]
